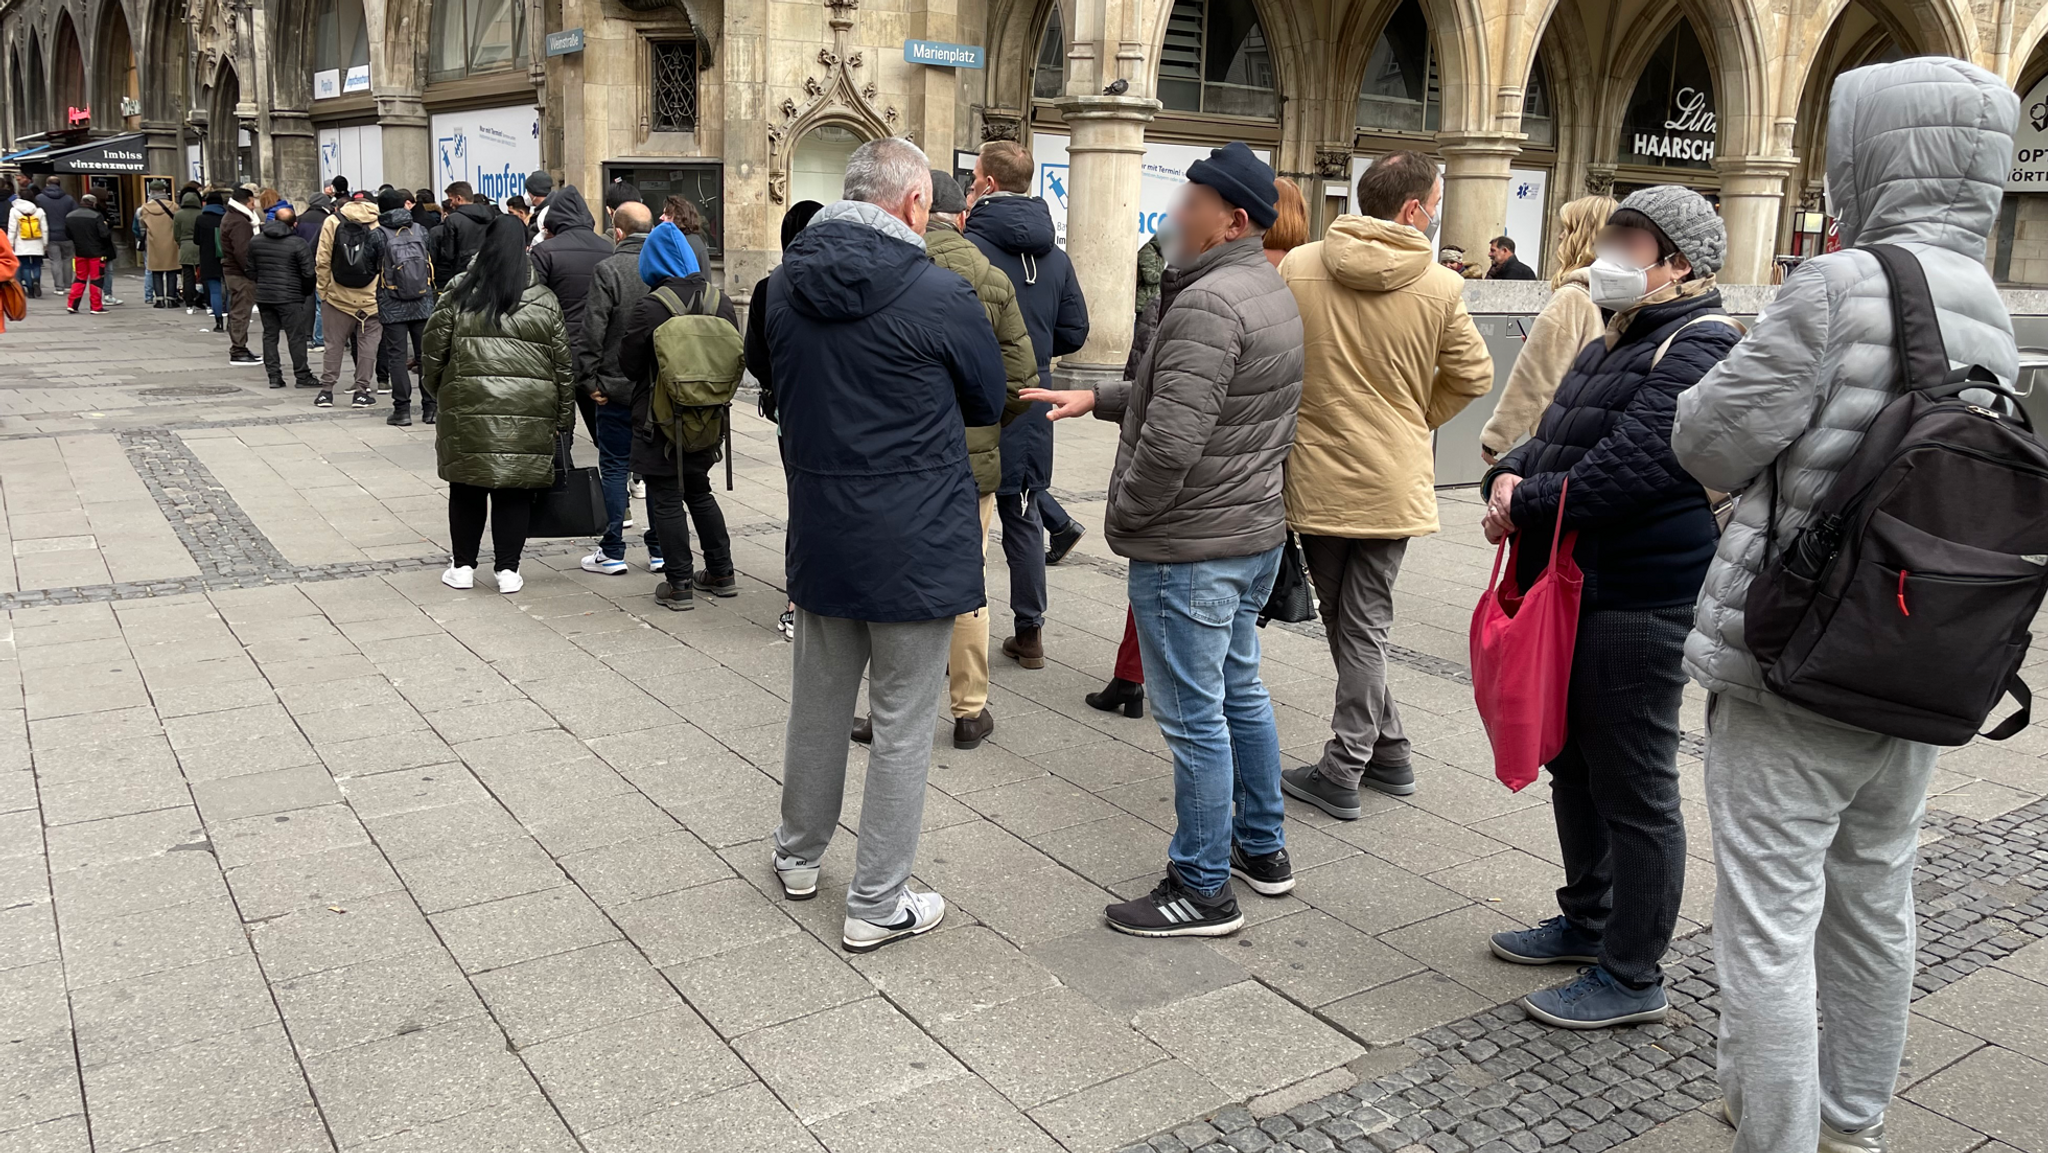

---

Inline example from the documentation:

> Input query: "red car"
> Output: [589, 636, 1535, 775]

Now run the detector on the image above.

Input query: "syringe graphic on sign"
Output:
[1045, 172, 1069, 209]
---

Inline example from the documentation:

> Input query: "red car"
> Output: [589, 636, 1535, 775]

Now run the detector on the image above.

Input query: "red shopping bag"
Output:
[1469, 478, 1584, 792]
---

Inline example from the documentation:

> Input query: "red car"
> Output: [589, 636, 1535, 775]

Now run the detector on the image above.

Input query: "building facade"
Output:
[7, 0, 2048, 372]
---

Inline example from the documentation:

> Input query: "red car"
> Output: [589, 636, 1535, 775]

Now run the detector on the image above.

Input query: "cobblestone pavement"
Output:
[4, 281, 2047, 1153]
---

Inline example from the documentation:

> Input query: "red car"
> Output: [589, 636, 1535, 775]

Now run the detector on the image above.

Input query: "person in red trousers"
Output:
[64, 194, 113, 314]
[1085, 607, 1146, 717]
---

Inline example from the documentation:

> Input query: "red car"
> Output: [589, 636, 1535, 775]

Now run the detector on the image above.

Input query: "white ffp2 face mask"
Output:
[1586, 250, 1670, 310]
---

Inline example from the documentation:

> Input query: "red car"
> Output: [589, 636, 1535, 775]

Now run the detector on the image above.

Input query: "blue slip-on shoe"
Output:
[1490, 915, 1601, 966]
[1521, 965, 1668, 1029]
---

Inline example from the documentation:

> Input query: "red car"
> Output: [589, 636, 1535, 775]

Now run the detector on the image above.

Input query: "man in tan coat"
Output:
[1276, 150, 1493, 817]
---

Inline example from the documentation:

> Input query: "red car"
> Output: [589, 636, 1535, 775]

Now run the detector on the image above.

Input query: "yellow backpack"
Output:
[18, 211, 41, 242]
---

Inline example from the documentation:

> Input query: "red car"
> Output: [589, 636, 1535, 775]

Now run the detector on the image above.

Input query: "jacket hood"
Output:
[379, 207, 414, 230]
[638, 221, 701, 284]
[542, 184, 594, 232]
[260, 218, 294, 239]
[1827, 56, 2018, 255]
[1319, 215, 1435, 292]
[338, 199, 380, 225]
[963, 193, 1055, 257]
[181, 191, 201, 209]
[308, 193, 333, 211]
[202, 203, 225, 217]
[779, 215, 930, 323]
[265, 198, 295, 219]
[453, 201, 498, 224]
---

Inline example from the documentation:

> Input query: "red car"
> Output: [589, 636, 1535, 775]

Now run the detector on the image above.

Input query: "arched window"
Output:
[316, 0, 371, 75]
[1619, 21, 1715, 169]
[1356, 0, 1437, 134]
[1156, 0, 1275, 118]
[1033, 6, 1064, 99]
[1522, 56, 1553, 148]
[430, 0, 528, 82]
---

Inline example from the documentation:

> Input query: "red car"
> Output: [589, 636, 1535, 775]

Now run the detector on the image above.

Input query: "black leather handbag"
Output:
[528, 433, 607, 539]
[1258, 533, 1316, 627]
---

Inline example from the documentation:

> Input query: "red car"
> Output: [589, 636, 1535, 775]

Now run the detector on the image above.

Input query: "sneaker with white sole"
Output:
[441, 565, 475, 589]
[1105, 865, 1244, 937]
[1520, 965, 1668, 1029]
[1229, 843, 1296, 896]
[842, 890, 945, 953]
[772, 851, 819, 901]
[580, 549, 627, 575]
[647, 555, 665, 573]
[495, 569, 524, 594]
[1723, 1099, 1887, 1152]
[632, 478, 647, 499]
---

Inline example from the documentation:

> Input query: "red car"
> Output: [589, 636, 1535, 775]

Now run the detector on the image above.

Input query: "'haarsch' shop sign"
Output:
[1629, 87, 1716, 165]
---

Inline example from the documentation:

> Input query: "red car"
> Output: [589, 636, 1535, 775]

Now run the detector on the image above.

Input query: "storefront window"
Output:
[1156, 0, 1276, 119]
[1522, 57, 1553, 148]
[430, 0, 528, 82]
[1356, 0, 1438, 135]
[607, 160, 724, 256]
[1033, 7, 1064, 100]
[1619, 22, 1715, 169]
[316, 0, 371, 74]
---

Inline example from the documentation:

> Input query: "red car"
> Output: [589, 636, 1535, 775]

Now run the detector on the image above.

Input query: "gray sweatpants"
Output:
[1301, 534, 1410, 785]
[774, 609, 953, 922]
[1706, 691, 1937, 1150]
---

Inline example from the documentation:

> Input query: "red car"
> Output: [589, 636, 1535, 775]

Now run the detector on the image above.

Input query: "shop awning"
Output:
[16, 133, 150, 175]
[0, 144, 55, 165]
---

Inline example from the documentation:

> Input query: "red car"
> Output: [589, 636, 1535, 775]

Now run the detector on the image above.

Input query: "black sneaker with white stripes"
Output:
[1229, 842, 1296, 896]
[1104, 865, 1244, 938]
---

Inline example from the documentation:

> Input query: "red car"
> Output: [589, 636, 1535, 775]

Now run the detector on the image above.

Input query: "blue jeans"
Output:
[310, 296, 324, 345]
[595, 402, 635, 559]
[206, 278, 224, 319]
[1127, 544, 1287, 895]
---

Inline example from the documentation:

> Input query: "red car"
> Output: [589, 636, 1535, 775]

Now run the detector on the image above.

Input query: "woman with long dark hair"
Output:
[421, 214, 576, 594]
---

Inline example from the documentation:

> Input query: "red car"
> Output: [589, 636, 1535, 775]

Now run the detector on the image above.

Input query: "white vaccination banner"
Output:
[318, 125, 384, 191]
[1027, 133, 1271, 249]
[431, 106, 542, 204]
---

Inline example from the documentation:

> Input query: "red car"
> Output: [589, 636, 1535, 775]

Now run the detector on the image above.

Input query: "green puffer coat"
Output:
[925, 220, 1035, 493]
[421, 270, 577, 489]
[174, 192, 203, 265]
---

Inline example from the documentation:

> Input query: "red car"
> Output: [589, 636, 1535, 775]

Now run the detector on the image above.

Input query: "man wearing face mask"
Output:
[1023, 142, 1303, 938]
[1273, 150, 1493, 819]
[1476, 185, 1737, 1030]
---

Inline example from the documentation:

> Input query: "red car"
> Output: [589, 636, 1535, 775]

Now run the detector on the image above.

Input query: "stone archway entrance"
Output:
[789, 125, 864, 206]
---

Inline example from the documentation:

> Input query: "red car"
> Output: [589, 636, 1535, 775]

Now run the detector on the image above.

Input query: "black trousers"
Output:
[258, 299, 316, 387]
[643, 467, 730, 586]
[1548, 605, 1691, 989]
[382, 317, 427, 409]
[449, 484, 535, 572]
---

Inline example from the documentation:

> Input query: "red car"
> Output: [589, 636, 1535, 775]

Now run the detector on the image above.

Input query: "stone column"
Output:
[906, 0, 960, 162]
[377, 92, 432, 193]
[1049, 93, 1157, 384]
[143, 118, 184, 182]
[721, 0, 771, 297]
[1436, 130, 1521, 260]
[269, 107, 320, 203]
[1714, 155, 1795, 285]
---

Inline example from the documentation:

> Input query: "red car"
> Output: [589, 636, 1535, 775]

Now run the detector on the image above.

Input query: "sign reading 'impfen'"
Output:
[903, 39, 983, 69]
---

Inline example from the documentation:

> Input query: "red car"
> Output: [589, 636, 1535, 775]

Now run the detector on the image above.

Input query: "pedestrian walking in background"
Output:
[577, 200, 657, 575]
[314, 192, 385, 408]
[140, 186, 181, 308]
[531, 185, 613, 440]
[194, 191, 227, 332]
[173, 189, 203, 311]
[1480, 195, 1616, 462]
[423, 214, 576, 596]
[1478, 186, 1737, 1030]
[248, 205, 320, 390]
[1024, 141, 1303, 938]
[36, 179, 76, 293]
[376, 189, 436, 426]
[757, 138, 1005, 952]
[7, 191, 48, 299]
[0, 227, 18, 334]
[1276, 150, 1493, 817]
[1486, 236, 1538, 280]
[1672, 57, 2021, 1153]
[221, 187, 262, 364]
[617, 219, 742, 608]
[963, 139, 1090, 670]
[63, 194, 113, 315]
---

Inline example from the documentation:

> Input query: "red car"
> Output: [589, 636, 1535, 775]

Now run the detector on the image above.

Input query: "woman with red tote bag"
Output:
[1468, 187, 1737, 1032]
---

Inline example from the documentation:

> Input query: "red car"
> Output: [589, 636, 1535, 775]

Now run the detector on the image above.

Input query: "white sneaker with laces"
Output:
[441, 565, 475, 589]
[842, 889, 945, 953]
[580, 549, 627, 575]
[772, 850, 819, 901]
[495, 569, 524, 594]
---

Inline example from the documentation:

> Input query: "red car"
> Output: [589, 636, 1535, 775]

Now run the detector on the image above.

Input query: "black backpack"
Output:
[331, 218, 378, 288]
[382, 224, 432, 301]
[1743, 244, 2048, 745]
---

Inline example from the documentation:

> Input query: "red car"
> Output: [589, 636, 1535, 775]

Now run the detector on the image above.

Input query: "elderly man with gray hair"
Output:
[756, 136, 1007, 953]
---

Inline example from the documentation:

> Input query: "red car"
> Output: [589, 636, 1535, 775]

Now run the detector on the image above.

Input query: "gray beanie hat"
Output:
[1618, 185, 1725, 276]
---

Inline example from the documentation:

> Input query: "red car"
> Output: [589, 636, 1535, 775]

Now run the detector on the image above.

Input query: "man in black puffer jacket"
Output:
[433, 181, 496, 287]
[1477, 186, 1738, 1032]
[249, 207, 320, 389]
[529, 184, 615, 438]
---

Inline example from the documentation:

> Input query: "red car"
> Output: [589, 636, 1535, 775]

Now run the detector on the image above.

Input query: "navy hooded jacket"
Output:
[761, 207, 1008, 622]
[963, 194, 1089, 493]
[528, 185, 614, 339]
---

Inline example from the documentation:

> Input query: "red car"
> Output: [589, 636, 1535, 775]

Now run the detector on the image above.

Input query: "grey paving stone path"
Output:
[4, 278, 2046, 1153]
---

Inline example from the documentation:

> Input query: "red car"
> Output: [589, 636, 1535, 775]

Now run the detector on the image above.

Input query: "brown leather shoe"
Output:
[850, 716, 873, 744]
[952, 708, 994, 750]
[1002, 626, 1046, 669]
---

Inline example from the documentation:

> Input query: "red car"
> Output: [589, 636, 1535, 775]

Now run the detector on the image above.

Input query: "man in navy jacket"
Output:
[759, 137, 1006, 955]
[963, 140, 1089, 670]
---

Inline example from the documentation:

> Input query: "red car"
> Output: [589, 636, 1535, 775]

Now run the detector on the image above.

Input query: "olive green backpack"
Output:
[649, 284, 745, 456]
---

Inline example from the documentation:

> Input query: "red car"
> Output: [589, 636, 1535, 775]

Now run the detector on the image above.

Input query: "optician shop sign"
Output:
[2010, 73, 2048, 189]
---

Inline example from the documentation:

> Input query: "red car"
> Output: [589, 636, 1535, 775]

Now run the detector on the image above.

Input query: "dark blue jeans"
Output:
[595, 403, 635, 559]
[1038, 490, 1075, 535]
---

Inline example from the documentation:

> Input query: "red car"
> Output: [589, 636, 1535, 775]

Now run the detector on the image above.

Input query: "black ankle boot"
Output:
[1085, 677, 1146, 718]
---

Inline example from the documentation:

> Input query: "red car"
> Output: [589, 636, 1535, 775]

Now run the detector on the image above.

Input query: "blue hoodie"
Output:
[638, 220, 700, 285]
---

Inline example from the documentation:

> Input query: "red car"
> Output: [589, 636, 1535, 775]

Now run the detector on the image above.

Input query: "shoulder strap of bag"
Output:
[1650, 313, 1745, 367]
[653, 285, 685, 318]
[1864, 244, 1949, 391]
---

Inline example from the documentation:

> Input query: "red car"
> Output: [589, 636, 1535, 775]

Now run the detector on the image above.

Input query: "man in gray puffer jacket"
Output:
[1670, 57, 2019, 1153]
[1024, 142, 1303, 939]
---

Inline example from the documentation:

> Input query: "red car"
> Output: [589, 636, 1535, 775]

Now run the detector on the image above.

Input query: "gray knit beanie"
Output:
[1618, 185, 1725, 276]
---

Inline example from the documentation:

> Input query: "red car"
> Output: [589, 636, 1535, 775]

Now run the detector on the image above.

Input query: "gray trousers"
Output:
[320, 304, 382, 393]
[1706, 691, 1937, 1150]
[48, 240, 74, 288]
[1301, 535, 1410, 785]
[774, 609, 953, 922]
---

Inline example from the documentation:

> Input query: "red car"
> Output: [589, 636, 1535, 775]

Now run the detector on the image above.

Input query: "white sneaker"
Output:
[647, 556, 666, 573]
[842, 889, 945, 954]
[580, 549, 627, 575]
[1822, 1118, 1887, 1153]
[772, 850, 819, 901]
[623, 517, 634, 529]
[632, 479, 647, 500]
[441, 565, 475, 589]
[495, 569, 524, 594]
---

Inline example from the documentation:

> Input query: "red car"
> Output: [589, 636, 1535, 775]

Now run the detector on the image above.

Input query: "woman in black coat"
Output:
[193, 192, 228, 332]
[1476, 189, 1740, 1031]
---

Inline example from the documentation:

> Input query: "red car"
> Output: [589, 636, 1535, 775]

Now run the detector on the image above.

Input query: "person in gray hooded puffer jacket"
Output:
[1670, 57, 2019, 1153]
